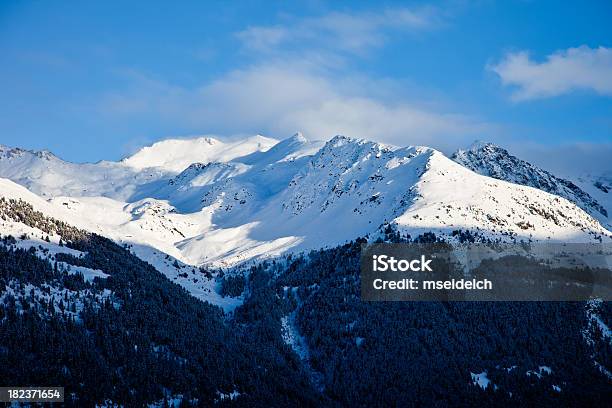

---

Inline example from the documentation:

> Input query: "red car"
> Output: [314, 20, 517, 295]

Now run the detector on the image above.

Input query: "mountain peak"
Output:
[465, 140, 497, 151]
[1, 133, 611, 271]
[278, 132, 308, 147]
[454, 141, 510, 159]
[121, 135, 278, 172]
[0, 144, 59, 162]
[290, 132, 307, 143]
[0, 144, 23, 157]
[328, 134, 359, 146]
[452, 141, 609, 222]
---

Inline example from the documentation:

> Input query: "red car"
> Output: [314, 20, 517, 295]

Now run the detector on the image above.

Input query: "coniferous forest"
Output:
[0, 199, 611, 406]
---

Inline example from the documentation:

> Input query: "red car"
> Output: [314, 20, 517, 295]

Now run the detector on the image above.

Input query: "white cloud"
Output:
[236, 6, 440, 55]
[101, 63, 491, 149]
[490, 46, 612, 101]
[236, 26, 289, 53]
[100, 6, 488, 151]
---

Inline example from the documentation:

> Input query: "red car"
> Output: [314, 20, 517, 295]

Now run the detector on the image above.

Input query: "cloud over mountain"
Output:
[101, 63, 490, 150]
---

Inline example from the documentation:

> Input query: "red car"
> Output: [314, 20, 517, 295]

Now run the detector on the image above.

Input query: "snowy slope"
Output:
[1, 135, 610, 270]
[0, 178, 240, 311]
[121, 134, 278, 172]
[452, 142, 610, 231]
[170, 136, 612, 266]
[574, 172, 612, 229]
[0, 135, 277, 200]
[0, 144, 166, 200]
[396, 150, 609, 241]
[0, 179, 110, 285]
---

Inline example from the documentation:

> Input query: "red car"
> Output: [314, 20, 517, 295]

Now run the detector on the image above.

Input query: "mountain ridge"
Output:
[1, 133, 611, 307]
[452, 141, 610, 230]
[0, 135, 609, 268]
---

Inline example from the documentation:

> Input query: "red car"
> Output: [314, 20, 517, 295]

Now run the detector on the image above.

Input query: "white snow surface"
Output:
[453, 141, 611, 231]
[121, 134, 278, 172]
[526, 366, 552, 379]
[470, 372, 491, 390]
[574, 172, 612, 229]
[1, 134, 610, 273]
[281, 314, 310, 360]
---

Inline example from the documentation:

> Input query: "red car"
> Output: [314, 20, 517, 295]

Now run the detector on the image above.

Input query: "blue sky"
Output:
[0, 0, 610, 173]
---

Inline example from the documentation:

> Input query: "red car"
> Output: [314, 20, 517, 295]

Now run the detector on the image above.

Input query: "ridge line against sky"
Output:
[0, 0, 610, 173]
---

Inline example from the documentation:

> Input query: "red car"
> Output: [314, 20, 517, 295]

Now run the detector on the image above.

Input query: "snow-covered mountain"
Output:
[0, 135, 277, 200]
[1, 134, 610, 277]
[0, 177, 242, 311]
[121, 134, 278, 172]
[0, 143, 158, 199]
[452, 141, 611, 231]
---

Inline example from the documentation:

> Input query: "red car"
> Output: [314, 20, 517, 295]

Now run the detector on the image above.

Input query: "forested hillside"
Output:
[236, 239, 612, 406]
[1, 197, 610, 406]
[0, 198, 320, 406]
